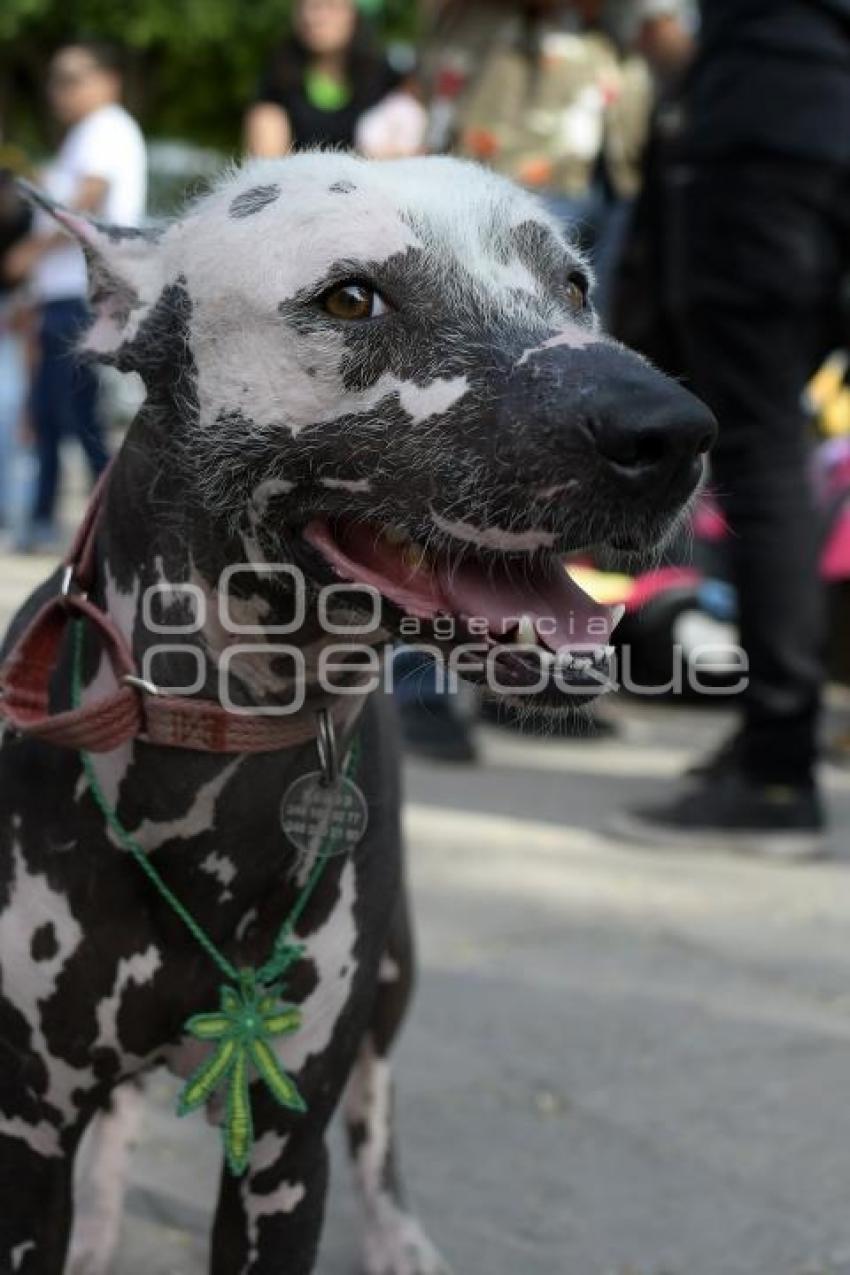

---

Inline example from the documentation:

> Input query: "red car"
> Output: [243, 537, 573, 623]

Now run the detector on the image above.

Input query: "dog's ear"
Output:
[18, 179, 163, 360]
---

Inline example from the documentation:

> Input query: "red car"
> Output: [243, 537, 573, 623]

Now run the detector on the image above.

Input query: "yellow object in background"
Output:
[566, 564, 633, 605]
[808, 351, 850, 438]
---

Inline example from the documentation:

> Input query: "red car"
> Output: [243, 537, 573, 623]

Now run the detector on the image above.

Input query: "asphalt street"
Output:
[3, 505, 850, 1275]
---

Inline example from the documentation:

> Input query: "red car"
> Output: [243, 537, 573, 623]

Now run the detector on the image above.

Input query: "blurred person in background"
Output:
[4, 41, 146, 553]
[615, 0, 850, 857]
[425, 0, 688, 319]
[245, 0, 425, 158]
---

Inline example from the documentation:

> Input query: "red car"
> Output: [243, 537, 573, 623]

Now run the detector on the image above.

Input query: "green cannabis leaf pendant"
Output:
[177, 970, 306, 1175]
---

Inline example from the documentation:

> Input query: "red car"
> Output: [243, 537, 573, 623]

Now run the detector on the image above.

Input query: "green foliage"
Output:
[0, 0, 419, 155]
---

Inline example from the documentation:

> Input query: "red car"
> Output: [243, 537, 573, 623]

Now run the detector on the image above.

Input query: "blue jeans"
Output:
[30, 297, 109, 526]
[0, 323, 27, 525]
[392, 647, 444, 708]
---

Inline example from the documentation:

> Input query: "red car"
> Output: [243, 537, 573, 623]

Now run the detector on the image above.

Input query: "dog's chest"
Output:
[0, 695, 398, 1142]
[166, 855, 362, 1086]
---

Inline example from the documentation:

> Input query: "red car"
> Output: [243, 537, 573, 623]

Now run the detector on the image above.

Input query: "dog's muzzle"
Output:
[299, 336, 717, 710]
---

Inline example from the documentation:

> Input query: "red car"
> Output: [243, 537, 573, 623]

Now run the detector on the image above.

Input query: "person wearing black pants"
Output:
[617, 0, 850, 857]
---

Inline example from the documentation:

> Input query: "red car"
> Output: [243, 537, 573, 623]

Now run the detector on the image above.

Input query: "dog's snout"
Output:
[584, 373, 717, 489]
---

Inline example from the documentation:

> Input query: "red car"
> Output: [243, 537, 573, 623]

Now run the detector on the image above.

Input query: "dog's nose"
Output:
[584, 374, 717, 490]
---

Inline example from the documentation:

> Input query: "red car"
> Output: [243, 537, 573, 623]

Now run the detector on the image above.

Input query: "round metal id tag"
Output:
[280, 772, 368, 863]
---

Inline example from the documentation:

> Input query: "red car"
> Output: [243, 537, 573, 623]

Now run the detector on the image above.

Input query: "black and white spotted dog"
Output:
[0, 154, 714, 1274]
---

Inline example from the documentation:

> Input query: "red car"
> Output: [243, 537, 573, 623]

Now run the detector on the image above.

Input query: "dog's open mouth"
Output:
[304, 519, 622, 703]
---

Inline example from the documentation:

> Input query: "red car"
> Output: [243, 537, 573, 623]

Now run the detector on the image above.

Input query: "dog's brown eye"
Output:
[322, 283, 388, 321]
[565, 272, 589, 311]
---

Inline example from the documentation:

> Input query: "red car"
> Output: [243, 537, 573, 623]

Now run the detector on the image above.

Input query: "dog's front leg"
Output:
[66, 1081, 143, 1275]
[344, 895, 452, 1275]
[210, 1124, 329, 1275]
[0, 1133, 74, 1274]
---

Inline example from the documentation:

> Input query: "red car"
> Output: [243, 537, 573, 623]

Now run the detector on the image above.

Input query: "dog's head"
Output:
[31, 154, 715, 707]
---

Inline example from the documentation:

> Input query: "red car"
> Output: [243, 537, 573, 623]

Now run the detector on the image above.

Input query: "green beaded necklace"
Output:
[71, 620, 360, 1175]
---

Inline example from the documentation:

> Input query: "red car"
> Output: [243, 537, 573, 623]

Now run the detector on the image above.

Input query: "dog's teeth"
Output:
[402, 542, 429, 570]
[593, 645, 614, 666]
[572, 655, 593, 672]
[383, 526, 410, 547]
[516, 615, 537, 646]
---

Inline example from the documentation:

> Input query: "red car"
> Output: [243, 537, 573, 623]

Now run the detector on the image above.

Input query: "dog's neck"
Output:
[86, 400, 373, 718]
[70, 401, 373, 875]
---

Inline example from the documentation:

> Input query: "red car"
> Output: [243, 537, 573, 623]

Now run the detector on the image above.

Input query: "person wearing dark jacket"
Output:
[615, 0, 850, 856]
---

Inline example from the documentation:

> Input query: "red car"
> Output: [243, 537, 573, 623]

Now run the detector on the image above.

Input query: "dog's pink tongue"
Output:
[304, 520, 447, 618]
[436, 557, 616, 650]
[304, 519, 618, 650]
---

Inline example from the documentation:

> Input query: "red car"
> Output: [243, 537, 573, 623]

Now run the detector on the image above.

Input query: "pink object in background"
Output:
[822, 508, 850, 581]
[626, 567, 702, 613]
[692, 491, 729, 542]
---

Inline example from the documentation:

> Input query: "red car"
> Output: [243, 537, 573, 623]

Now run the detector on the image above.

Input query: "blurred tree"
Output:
[0, 0, 419, 154]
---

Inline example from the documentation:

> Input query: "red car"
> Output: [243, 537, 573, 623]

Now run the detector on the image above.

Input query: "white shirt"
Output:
[32, 103, 147, 303]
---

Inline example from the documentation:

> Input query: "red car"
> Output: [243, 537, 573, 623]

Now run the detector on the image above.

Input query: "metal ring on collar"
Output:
[316, 707, 339, 787]
[60, 565, 88, 602]
[123, 673, 162, 697]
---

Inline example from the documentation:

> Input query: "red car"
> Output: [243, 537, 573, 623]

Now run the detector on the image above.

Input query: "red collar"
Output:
[0, 467, 361, 755]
